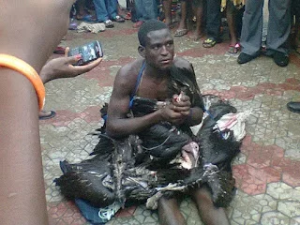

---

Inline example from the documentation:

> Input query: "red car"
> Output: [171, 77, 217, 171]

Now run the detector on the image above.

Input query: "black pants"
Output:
[206, 0, 221, 40]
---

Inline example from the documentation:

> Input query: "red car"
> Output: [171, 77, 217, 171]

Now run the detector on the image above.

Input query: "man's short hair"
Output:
[138, 20, 168, 47]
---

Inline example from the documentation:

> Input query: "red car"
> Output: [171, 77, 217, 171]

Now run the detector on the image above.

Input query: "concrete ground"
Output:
[42, 20, 300, 225]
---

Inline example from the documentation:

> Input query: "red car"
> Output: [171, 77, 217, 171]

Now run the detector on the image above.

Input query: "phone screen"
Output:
[68, 41, 103, 65]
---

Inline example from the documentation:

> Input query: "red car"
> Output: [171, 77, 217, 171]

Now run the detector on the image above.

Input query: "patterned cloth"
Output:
[221, 0, 245, 12]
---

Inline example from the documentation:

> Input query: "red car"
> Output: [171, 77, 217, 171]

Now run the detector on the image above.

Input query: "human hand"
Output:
[40, 47, 102, 83]
[172, 92, 191, 117]
[157, 93, 191, 125]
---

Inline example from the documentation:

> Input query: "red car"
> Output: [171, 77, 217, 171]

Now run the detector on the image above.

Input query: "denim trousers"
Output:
[93, 0, 118, 22]
[134, 0, 158, 21]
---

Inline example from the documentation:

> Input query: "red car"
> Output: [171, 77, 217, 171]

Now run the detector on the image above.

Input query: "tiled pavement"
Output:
[41, 21, 300, 225]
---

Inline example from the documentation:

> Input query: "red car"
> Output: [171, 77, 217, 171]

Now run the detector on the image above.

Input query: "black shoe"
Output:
[237, 53, 258, 64]
[273, 52, 289, 67]
[287, 102, 300, 113]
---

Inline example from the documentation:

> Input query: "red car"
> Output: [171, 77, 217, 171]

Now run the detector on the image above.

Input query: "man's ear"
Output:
[138, 45, 145, 58]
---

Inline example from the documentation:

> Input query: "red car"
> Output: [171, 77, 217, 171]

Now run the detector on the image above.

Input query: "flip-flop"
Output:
[202, 38, 217, 48]
[39, 110, 56, 120]
[227, 43, 241, 54]
[124, 12, 131, 20]
[174, 29, 188, 37]
[112, 15, 125, 23]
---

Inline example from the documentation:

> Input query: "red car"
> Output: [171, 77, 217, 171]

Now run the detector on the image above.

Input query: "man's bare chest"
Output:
[136, 76, 169, 101]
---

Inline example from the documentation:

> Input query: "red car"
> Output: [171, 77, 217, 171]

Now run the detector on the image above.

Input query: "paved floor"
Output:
[41, 21, 300, 225]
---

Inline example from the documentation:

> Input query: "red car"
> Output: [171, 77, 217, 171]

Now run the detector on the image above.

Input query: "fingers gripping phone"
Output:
[68, 40, 103, 65]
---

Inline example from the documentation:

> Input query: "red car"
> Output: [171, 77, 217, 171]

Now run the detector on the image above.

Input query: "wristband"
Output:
[0, 54, 45, 110]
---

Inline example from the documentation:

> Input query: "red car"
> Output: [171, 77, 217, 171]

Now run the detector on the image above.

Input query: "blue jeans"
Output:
[93, 0, 118, 22]
[135, 0, 158, 21]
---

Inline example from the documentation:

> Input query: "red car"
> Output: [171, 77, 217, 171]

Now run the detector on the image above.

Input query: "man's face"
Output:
[144, 28, 175, 71]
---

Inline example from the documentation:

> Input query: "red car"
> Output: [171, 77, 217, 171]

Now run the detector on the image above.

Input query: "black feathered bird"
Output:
[55, 94, 247, 209]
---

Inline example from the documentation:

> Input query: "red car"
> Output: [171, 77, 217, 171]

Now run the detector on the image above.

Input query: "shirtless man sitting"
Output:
[105, 20, 230, 225]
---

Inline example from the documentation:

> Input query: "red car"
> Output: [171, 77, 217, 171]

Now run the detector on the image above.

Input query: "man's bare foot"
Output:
[193, 32, 203, 41]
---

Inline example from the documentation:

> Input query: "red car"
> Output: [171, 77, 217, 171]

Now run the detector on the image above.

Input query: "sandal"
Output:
[174, 29, 188, 37]
[112, 15, 125, 23]
[39, 110, 56, 120]
[104, 19, 114, 28]
[124, 12, 131, 20]
[228, 43, 241, 54]
[202, 38, 217, 48]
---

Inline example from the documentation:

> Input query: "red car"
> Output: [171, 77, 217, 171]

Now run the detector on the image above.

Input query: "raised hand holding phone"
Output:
[67, 40, 103, 66]
[40, 46, 102, 83]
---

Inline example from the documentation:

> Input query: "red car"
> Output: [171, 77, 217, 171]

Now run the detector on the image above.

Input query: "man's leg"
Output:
[93, 0, 109, 22]
[239, 0, 263, 56]
[158, 196, 186, 225]
[267, 0, 291, 67]
[106, 0, 118, 20]
[203, 0, 221, 47]
[237, 0, 264, 64]
[174, 0, 188, 37]
[191, 186, 230, 225]
[162, 0, 172, 26]
[193, 0, 204, 41]
[143, 0, 158, 20]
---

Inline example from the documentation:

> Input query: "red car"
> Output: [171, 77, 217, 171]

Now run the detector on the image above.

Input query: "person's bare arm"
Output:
[0, 1, 74, 225]
[40, 48, 102, 84]
[106, 65, 186, 138]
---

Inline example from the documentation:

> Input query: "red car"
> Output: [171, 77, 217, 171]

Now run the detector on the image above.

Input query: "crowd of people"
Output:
[1, 0, 300, 225]
[70, 0, 299, 67]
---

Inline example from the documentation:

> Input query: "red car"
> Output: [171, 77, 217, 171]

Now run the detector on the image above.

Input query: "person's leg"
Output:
[158, 196, 186, 225]
[193, 0, 204, 41]
[227, 1, 237, 45]
[239, 0, 263, 56]
[203, 0, 221, 47]
[93, 0, 109, 22]
[133, 0, 146, 28]
[191, 186, 230, 225]
[106, 0, 119, 20]
[237, 0, 263, 64]
[174, 0, 188, 37]
[163, 0, 172, 26]
[226, 0, 240, 54]
[143, 0, 158, 20]
[267, 0, 291, 66]
[206, 0, 221, 39]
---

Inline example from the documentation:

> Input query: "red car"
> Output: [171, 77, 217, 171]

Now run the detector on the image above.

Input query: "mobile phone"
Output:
[68, 40, 103, 66]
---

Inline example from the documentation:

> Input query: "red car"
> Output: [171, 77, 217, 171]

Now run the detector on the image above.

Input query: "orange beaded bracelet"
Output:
[0, 54, 45, 110]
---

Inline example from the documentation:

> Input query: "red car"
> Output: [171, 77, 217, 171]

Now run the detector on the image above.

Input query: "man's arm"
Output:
[0, 1, 75, 225]
[106, 65, 188, 138]
[40, 48, 102, 84]
[106, 66, 163, 138]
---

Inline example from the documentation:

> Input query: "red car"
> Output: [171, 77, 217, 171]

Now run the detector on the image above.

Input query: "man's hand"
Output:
[40, 47, 102, 84]
[158, 93, 191, 125]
